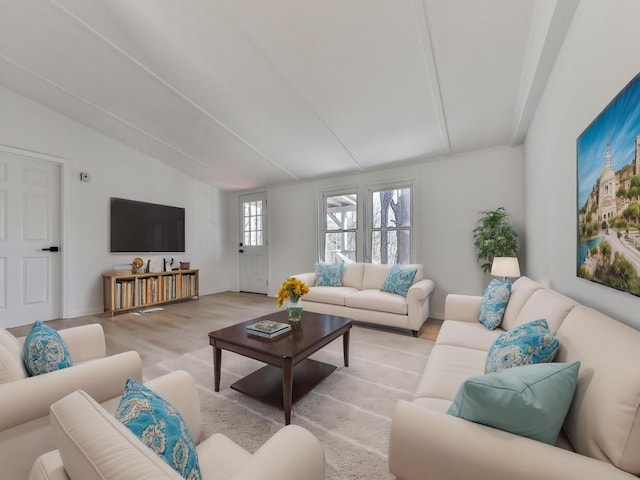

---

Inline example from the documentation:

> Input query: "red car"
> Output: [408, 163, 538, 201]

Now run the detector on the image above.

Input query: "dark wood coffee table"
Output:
[208, 311, 352, 424]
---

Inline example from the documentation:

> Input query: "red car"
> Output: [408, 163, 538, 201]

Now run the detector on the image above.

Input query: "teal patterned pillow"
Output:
[478, 279, 512, 330]
[485, 319, 559, 374]
[22, 320, 72, 376]
[115, 379, 202, 479]
[315, 263, 344, 286]
[381, 266, 417, 297]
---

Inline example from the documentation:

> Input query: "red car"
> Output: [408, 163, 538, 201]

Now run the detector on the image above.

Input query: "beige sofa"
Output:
[389, 276, 640, 479]
[29, 370, 325, 480]
[0, 324, 143, 479]
[294, 263, 435, 335]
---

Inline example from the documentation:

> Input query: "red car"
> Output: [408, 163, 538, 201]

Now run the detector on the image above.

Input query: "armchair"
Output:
[0, 324, 142, 479]
[29, 370, 326, 480]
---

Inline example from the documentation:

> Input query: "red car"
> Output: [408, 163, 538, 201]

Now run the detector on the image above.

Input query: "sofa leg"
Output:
[411, 330, 418, 337]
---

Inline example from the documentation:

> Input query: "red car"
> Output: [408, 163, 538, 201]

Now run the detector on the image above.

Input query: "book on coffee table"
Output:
[246, 320, 291, 338]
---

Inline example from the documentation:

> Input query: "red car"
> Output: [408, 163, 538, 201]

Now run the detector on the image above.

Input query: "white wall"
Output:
[232, 146, 524, 319]
[0, 86, 236, 321]
[524, 0, 640, 329]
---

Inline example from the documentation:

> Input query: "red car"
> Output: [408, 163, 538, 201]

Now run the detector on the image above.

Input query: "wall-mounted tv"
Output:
[110, 197, 185, 253]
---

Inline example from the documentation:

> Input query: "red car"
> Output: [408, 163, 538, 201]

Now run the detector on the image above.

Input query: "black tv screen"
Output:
[110, 197, 185, 253]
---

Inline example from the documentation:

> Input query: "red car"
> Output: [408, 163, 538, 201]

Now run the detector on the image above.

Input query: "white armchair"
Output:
[29, 370, 326, 480]
[0, 324, 142, 479]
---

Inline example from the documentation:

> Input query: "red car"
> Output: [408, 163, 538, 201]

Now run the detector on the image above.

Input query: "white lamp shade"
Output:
[491, 257, 521, 278]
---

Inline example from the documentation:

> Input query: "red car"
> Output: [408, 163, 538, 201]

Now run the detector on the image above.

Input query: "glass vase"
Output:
[287, 296, 304, 322]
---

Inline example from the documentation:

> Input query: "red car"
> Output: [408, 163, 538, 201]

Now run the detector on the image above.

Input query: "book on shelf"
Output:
[246, 320, 291, 338]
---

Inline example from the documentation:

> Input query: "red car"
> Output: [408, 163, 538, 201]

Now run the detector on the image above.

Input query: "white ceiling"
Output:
[0, 0, 578, 191]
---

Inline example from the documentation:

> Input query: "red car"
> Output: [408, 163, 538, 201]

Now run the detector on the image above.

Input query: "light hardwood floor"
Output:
[9, 292, 442, 368]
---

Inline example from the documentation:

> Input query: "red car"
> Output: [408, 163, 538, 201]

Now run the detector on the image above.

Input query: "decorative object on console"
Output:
[381, 265, 418, 297]
[447, 361, 581, 445]
[22, 320, 73, 376]
[115, 378, 202, 479]
[485, 318, 559, 374]
[277, 277, 310, 322]
[131, 257, 144, 274]
[180, 261, 190, 270]
[472, 207, 518, 274]
[315, 262, 344, 286]
[478, 279, 512, 330]
[490, 256, 520, 280]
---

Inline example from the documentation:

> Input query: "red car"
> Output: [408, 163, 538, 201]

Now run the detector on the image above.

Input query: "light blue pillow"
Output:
[381, 266, 417, 297]
[115, 379, 201, 479]
[485, 318, 558, 374]
[478, 279, 512, 330]
[315, 262, 344, 286]
[22, 320, 72, 376]
[447, 361, 580, 445]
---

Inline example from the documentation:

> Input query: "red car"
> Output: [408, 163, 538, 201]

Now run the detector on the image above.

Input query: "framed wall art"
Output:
[577, 72, 640, 296]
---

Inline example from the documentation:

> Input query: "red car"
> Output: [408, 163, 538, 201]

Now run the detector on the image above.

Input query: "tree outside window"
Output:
[371, 187, 411, 264]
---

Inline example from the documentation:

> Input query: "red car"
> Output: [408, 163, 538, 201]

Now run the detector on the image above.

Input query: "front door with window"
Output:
[0, 150, 61, 327]
[239, 193, 268, 294]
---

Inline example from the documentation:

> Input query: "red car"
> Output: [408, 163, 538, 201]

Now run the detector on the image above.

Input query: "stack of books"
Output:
[246, 320, 292, 338]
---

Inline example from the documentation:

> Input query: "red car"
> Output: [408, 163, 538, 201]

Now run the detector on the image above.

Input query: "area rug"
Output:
[143, 326, 434, 480]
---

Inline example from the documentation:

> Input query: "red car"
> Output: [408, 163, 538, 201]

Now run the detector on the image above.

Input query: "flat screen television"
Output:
[110, 197, 185, 253]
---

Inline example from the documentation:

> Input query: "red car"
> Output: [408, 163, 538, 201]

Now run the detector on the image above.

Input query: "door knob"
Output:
[42, 246, 60, 252]
[239, 249, 244, 253]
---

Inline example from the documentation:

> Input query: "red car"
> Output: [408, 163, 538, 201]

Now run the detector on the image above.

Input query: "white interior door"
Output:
[239, 192, 268, 294]
[0, 151, 61, 327]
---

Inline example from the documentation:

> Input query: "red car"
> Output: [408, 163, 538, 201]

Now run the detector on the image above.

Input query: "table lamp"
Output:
[491, 257, 520, 280]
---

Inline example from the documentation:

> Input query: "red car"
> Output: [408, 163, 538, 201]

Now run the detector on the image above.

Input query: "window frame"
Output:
[318, 178, 418, 264]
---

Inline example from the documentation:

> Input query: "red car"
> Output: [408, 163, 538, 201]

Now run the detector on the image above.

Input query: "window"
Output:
[321, 193, 358, 263]
[370, 186, 412, 264]
[243, 199, 263, 246]
[319, 181, 415, 264]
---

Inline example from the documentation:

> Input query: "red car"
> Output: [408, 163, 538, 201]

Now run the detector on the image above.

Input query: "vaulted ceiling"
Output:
[0, 0, 578, 190]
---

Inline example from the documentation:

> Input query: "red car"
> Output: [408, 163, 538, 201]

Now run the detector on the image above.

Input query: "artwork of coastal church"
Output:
[577, 73, 640, 297]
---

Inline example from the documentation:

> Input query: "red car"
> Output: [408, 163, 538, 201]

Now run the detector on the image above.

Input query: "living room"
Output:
[2, 0, 640, 478]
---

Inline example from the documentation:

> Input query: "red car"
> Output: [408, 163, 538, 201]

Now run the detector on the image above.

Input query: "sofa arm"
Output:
[444, 294, 483, 322]
[408, 279, 435, 301]
[0, 350, 142, 431]
[389, 400, 636, 480]
[292, 272, 316, 287]
[229, 425, 325, 480]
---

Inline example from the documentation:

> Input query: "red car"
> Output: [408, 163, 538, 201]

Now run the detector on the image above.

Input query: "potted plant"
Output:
[472, 207, 518, 274]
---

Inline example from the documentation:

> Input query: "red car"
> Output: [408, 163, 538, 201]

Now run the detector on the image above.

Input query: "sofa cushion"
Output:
[0, 329, 28, 382]
[344, 290, 408, 315]
[447, 362, 580, 445]
[341, 263, 364, 289]
[51, 390, 182, 480]
[362, 263, 424, 290]
[23, 321, 73, 376]
[478, 279, 512, 330]
[315, 263, 344, 286]
[501, 276, 544, 331]
[305, 286, 359, 306]
[556, 306, 640, 474]
[381, 265, 417, 297]
[115, 378, 201, 479]
[435, 320, 504, 351]
[485, 319, 558, 374]
[513, 289, 576, 334]
[415, 345, 486, 400]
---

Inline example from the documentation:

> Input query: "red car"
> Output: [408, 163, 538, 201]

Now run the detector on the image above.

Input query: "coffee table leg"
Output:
[343, 330, 350, 367]
[213, 347, 221, 392]
[282, 360, 293, 425]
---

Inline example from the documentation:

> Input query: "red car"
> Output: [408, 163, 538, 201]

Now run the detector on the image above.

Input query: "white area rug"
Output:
[143, 326, 434, 480]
